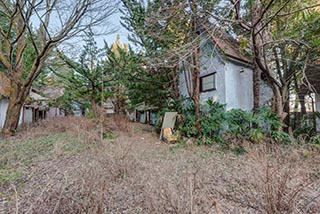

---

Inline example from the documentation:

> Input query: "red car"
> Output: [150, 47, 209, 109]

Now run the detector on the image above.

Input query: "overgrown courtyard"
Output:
[1, 117, 319, 213]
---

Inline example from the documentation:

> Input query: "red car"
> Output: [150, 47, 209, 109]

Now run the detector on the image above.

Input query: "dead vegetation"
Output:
[1, 116, 320, 213]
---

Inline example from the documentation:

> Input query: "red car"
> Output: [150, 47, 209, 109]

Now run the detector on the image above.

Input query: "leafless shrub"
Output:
[19, 117, 88, 135]
[3, 133, 139, 213]
[17, 116, 107, 144]
[214, 144, 320, 214]
[112, 114, 132, 134]
[2, 119, 320, 214]
[142, 166, 221, 213]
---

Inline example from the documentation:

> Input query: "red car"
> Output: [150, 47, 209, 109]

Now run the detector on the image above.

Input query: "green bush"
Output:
[200, 100, 226, 143]
[177, 98, 199, 137]
[176, 99, 291, 144]
[310, 135, 320, 144]
[293, 112, 320, 138]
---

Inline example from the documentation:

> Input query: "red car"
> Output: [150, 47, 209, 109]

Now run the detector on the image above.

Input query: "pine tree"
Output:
[53, 30, 112, 117]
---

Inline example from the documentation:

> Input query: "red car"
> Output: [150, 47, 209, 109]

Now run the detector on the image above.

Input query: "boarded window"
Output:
[200, 73, 216, 92]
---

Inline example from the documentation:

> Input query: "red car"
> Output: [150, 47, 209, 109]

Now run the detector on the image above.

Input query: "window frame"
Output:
[200, 72, 216, 92]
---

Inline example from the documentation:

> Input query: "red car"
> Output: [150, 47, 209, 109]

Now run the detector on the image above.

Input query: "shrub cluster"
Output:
[177, 99, 291, 145]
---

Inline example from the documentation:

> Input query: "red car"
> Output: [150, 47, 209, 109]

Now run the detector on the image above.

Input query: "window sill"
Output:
[200, 88, 216, 93]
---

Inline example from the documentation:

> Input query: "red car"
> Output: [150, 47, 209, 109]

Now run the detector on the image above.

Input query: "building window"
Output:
[200, 73, 216, 92]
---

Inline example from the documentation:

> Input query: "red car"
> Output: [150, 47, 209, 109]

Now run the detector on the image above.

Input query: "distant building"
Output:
[40, 86, 65, 117]
[0, 73, 68, 130]
[23, 88, 49, 124]
[0, 73, 24, 128]
[104, 99, 115, 114]
[134, 102, 159, 125]
[0, 73, 49, 128]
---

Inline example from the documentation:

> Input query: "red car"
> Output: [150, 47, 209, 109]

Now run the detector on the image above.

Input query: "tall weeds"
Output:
[1, 116, 319, 213]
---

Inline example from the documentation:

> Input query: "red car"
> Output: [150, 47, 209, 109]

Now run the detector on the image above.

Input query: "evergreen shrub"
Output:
[176, 98, 291, 145]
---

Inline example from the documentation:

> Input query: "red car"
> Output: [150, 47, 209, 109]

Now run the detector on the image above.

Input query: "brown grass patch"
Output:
[1, 116, 319, 213]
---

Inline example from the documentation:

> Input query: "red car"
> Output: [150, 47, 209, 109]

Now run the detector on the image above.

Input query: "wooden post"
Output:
[100, 70, 104, 141]
[310, 94, 316, 132]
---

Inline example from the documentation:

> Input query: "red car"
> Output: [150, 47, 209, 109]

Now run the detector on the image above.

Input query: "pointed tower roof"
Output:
[111, 34, 129, 56]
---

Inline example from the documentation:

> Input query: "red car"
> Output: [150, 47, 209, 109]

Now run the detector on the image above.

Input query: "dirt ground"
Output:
[1, 116, 320, 213]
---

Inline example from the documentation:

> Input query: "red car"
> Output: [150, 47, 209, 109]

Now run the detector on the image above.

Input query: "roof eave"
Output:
[225, 54, 252, 67]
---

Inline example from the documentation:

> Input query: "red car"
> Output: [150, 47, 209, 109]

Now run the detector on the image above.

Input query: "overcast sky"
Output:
[60, 5, 132, 57]
[94, 10, 131, 48]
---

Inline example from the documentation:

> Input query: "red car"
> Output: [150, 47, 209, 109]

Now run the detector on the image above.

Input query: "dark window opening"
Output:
[200, 73, 216, 92]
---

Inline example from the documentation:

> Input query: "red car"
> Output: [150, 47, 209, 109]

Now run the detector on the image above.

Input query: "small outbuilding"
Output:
[179, 24, 254, 111]
[135, 103, 159, 125]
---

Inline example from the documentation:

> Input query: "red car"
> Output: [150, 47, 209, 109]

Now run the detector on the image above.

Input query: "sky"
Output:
[60, 4, 133, 57]
[94, 10, 131, 48]
[28, 1, 131, 56]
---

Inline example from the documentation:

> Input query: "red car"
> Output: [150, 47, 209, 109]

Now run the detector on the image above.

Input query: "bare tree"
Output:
[0, 0, 117, 135]
[210, 0, 319, 129]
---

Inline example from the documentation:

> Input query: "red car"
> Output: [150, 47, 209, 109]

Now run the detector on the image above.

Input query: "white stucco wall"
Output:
[179, 36, 254, 111]
[179, 56, 254, 111]
[179, 67, 192, 98]
[315, 94, 320, 133]
[199, 51, 226, 105]
[24, 109, 33, 124]
[224, 61, 253, 110]
[179, 50, 226, 105]
[0, 98, 9, 128]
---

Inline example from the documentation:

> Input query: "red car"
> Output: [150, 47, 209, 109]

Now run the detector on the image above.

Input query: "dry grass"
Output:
[1, 116, 319, 213]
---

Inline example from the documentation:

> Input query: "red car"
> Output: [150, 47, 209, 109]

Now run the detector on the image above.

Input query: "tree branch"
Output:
[278, 3, 320, 17]
[255, 0, 293, 36]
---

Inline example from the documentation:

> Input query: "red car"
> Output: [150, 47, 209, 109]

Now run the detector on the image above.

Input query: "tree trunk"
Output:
[91, 100, 99, 117]
[252, 62, 261, 110]
[192, 38, 201, 135]
[299, 93, 306, 114]
[193, 87, 201, 133]
[190, 1, 201, 136]
[273, 86, 286, 130]
[283, 96, 290, 133]
[251, 2, 262, 111]
[1, 82, 29, 136]
[171, 65, 180, 100]
[2, 100, 23, 136]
